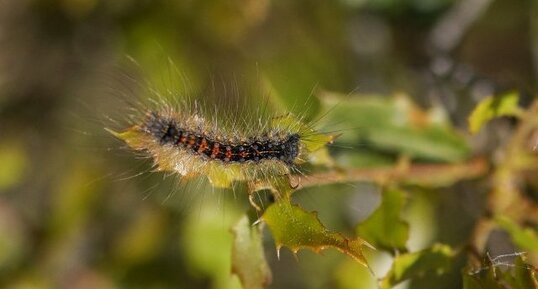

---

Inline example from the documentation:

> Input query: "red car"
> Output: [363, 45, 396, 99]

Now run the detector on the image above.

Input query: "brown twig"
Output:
[292, 157, 489, 191]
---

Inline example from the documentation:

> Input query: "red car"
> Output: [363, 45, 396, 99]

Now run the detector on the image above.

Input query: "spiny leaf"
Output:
[262, 201, 373, 267]
[380, 243, 454, 289]
[231, 215, 272, 289]
[106, 127, 148, 150]
[496, 215, 538, 251]
[468, 91, 523, 134]
[356, 187, 409, 252]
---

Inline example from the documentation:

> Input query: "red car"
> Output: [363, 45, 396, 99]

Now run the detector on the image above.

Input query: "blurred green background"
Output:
[0, 0, 537, 288]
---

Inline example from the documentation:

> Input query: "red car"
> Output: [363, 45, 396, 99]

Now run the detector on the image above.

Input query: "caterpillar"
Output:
[107, 92, 335, 208]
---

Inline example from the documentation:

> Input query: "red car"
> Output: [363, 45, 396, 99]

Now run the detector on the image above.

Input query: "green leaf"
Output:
[320, 94, 470, 162]
[468, 91, 523, 134]
[512, 255, 538, 289]
[356, 187, 409, 252]
[231, 216, 272, 289]
[463, 273, 484, 289]
[334, 258, 377, 289]
[499, 255, 538, 289]
[463, 255, 538, 289]
[496, 215, 538, 251]
[463, 266, 504, 289]
[262, 201, 373, 267]
[106, 127, 149, 151]
[380, 244, 454, 289]
[181, 200, 242, 289]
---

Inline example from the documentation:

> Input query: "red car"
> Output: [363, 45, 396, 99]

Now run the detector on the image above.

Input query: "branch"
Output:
[292, 157, 488, 191]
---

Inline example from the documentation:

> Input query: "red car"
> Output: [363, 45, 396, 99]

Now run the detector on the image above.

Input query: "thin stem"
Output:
[292, 157, 488, 191]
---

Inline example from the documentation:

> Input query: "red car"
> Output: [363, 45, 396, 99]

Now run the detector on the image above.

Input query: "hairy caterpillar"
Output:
[107, 79, 336, 208]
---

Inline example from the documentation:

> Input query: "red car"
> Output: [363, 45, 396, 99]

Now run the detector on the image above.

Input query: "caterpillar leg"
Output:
[288, 174, 300, 190]
[248, 192, 263, 212]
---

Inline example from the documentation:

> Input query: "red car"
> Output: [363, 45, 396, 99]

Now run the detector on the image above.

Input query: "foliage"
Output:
[1, 0, 538, 288]
[468, 92, 523, 134]
[231, 216, 272, 289]
[380, 244, 454, 289]
[320, 94, 471, 162]
[263, 200, 372, 266]
[464, 255, 538, 289]
[356, 187, 409, 252]
[496, 216, 538, 252]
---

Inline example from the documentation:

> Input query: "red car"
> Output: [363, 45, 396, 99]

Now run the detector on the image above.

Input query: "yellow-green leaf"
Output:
[106, 127, 148, 150]
[356, 187, 409, 252]
[271, 114, 335, 153]
[380, 243, 454, 289]
[231, 216, 272, 289]
[496, 215, 538, 251]
[468, 91, 523, 134]
[262, 200, 373, 267]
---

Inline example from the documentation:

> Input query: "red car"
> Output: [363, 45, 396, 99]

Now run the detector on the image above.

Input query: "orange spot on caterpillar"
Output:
[198, 138, 208, 153]
[110, 103, 335, 190]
